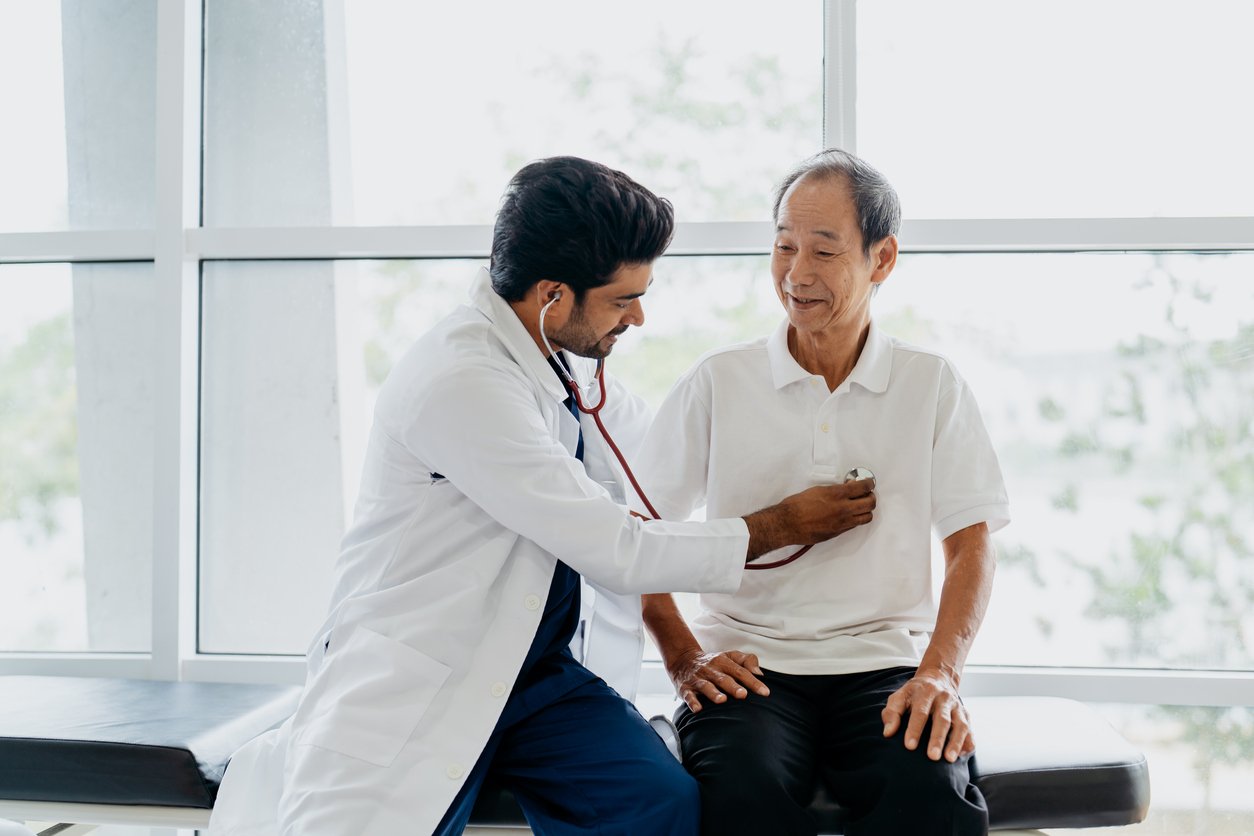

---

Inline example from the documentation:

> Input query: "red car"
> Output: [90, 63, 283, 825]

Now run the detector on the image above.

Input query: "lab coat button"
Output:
[446, 764, 464, 780]
[491, 681, 508, 698]
[820, 423, 830, 433]
[524, 594, 542, 611]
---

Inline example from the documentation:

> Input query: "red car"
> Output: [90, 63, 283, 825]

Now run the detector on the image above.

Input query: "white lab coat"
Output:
[208, 269, 748, 836]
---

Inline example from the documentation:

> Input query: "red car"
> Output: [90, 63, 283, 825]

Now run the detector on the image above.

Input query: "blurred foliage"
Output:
[0, 313, 78, 539]
[533, 38, 820, 219]
[1077, 264, 1253, 670]
[1017, 257, 1254, 797]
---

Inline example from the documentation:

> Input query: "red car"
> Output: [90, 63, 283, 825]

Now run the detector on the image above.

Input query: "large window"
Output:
[3, 1, 1253, 828]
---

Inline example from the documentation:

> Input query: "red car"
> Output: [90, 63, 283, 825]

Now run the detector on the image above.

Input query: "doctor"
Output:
[208, 156, 877, 836]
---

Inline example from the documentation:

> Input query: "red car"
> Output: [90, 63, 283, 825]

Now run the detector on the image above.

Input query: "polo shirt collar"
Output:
[470, 267, 569, 404]
[766, 317, 893, 394]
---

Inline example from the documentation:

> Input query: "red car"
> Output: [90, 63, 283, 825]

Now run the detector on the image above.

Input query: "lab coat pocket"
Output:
[295, 625, 451, 767]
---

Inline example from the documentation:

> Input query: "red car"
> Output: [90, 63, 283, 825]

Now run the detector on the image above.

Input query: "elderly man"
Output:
[637, 149, 1010, 835]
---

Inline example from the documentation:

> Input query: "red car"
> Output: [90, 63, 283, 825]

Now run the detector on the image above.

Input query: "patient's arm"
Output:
[881, 522, 995, 762]
[642, 592, 770, 713]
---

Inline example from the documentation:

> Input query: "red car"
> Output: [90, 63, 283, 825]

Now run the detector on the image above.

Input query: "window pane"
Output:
[198, 259, 483, 653]
[858, 1, 1254, 219]
[0, 263, 156, 652]
[0, 2, 156, 231]
[878, 253, 1254, 670]
[203, 0, 822, 226]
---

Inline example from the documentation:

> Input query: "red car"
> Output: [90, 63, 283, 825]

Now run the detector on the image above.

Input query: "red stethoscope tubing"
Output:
[565, 359, 810, 571]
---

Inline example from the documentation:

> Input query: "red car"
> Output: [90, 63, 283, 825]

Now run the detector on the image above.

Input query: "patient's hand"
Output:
[881, 670, 975, 763]
[667, 649, 771, 713]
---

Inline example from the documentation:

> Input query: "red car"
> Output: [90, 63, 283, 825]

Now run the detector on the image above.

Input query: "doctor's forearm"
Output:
[917, 524, 995, 684]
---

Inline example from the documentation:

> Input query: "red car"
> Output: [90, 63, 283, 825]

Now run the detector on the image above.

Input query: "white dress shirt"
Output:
[636, 319, 1010, 675]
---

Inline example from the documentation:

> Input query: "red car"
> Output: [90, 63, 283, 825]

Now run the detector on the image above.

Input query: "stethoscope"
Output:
[539, 293, 873, 571]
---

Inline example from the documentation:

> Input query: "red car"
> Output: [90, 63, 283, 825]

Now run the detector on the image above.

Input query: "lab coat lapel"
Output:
[470, 268, 582, 455]
[469, 268, 567, 405]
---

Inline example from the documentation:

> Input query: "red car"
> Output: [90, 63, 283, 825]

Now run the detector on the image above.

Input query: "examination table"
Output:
[0, 676, 1149, 833]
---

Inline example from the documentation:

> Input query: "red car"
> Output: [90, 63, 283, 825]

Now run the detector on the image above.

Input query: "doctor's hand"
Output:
[666, 648, 770, 713]
[743, 478, 876, 561]
[881, 670, 975, 763]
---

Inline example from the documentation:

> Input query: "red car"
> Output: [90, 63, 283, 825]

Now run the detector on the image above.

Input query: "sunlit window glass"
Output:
[0, 2, 156, 231]
[203, 0, 822, 226]
[0, 263, 156, 652]
[879, 253, 1254, 670]
[858, 0, 1254, 218]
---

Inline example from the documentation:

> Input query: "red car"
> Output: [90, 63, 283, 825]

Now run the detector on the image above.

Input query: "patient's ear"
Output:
[870, 234, 898, 285]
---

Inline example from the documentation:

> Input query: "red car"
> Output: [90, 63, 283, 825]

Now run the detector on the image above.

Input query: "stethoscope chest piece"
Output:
[845, 466, 875, 483]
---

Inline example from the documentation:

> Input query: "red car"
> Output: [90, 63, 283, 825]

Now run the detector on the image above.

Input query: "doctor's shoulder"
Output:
[376, 316, 528, 421]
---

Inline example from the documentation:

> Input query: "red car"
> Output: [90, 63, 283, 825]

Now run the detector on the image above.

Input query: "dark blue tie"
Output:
[549, 355, 584, 461]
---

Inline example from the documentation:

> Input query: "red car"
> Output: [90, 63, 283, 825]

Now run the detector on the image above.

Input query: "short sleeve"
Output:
[931, 367, 1011, 540]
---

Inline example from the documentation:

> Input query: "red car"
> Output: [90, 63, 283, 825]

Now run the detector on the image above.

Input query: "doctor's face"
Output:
[552, 262, 652, 359]
[771, 174, 895, 338]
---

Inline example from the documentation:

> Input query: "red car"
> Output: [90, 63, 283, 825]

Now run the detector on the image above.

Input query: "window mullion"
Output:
[151, 0, 203, 682]
[824, 0, 857, 152]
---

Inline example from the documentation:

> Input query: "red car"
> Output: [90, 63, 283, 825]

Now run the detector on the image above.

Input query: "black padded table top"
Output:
[968, 696, 1151, 829]
[0, 676, 299, 809]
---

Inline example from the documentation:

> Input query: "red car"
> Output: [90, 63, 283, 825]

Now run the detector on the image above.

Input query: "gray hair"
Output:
[771, 148, 901, 257]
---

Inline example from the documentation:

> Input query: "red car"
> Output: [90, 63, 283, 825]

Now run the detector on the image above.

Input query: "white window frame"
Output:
[2, 0, 1253, 707]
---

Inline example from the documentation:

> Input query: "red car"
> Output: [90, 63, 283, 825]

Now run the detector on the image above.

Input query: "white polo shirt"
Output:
[636, 319, 1010, 674]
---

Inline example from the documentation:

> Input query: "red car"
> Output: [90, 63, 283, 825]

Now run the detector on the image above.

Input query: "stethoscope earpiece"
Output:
[538, 293, 606, 413]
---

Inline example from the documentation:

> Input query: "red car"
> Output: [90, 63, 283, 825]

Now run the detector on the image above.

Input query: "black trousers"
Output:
[674, 666, 988, 836]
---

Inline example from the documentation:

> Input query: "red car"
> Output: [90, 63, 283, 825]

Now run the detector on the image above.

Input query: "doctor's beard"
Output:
[549, 305, 628, 360]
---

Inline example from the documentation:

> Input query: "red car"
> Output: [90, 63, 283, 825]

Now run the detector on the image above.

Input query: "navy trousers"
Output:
[435, 670, 699, 836]
[675, 666, 988, 836]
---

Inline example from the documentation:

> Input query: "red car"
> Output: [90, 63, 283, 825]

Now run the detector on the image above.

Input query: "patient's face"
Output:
[770, 174, 881, 338]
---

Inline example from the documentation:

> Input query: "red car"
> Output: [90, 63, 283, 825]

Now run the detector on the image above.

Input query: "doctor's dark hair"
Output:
[489, 157, 674, 302]
[772, 148, 901, 258]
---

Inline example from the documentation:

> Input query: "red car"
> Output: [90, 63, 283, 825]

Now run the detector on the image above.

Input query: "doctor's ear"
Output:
[536, 280, 567, 307]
